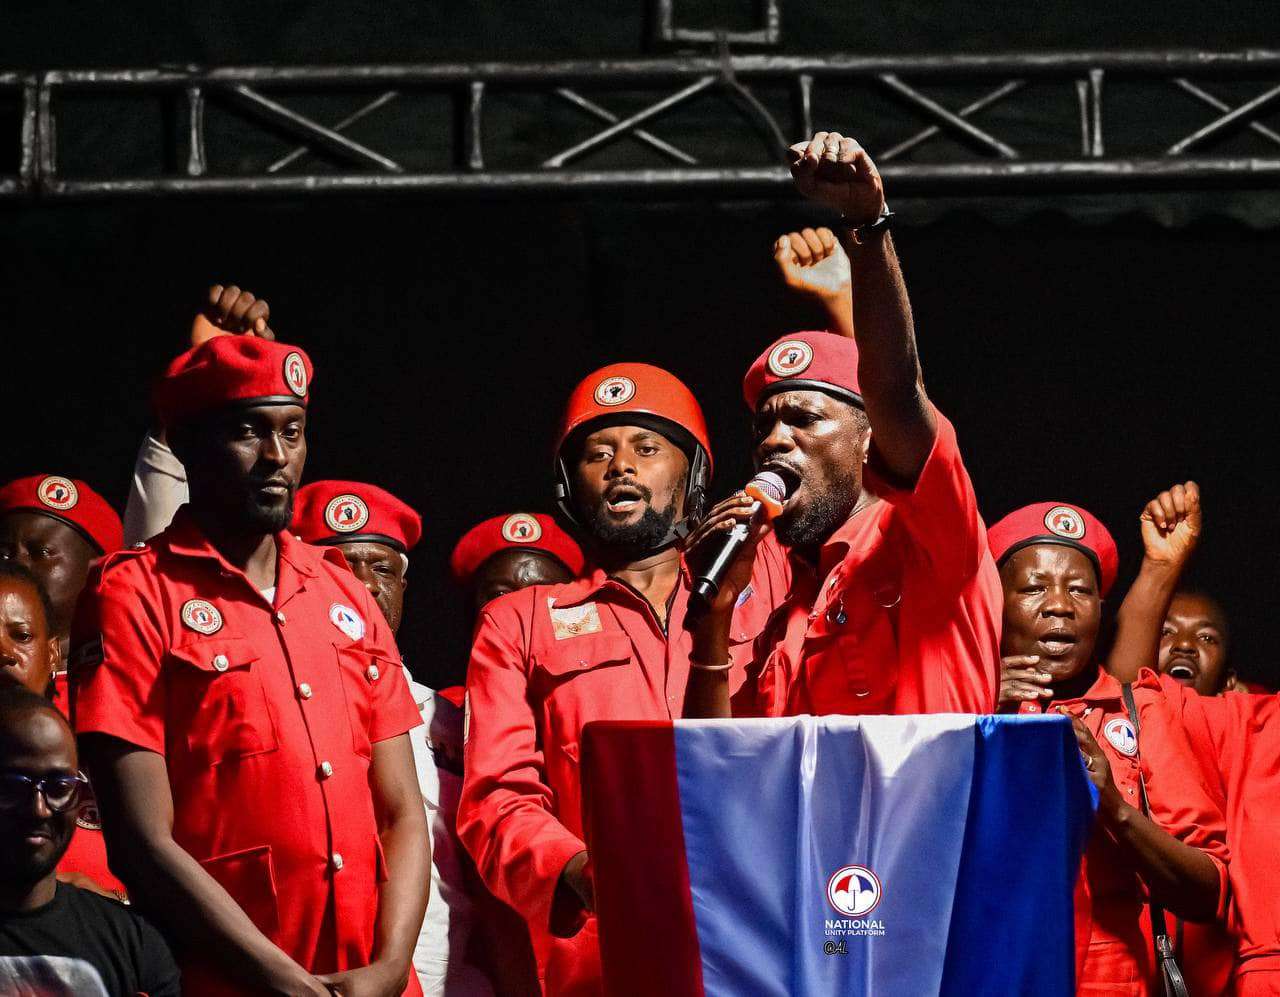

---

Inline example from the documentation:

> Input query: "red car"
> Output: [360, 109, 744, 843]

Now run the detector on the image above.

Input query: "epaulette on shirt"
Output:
[86, 542, 149, 594]
[70, 542, 150, 676]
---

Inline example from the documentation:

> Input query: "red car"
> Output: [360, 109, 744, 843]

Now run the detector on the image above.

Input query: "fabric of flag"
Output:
[581, 714, 1096, 997]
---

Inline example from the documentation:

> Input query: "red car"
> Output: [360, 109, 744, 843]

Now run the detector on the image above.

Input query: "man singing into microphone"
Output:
[457, 364, 788, 996]
[686, 130, 1001, 718]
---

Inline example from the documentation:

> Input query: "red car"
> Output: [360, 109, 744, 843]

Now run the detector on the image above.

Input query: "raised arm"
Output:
[788, 131, 935, 483]
[772, 226, 854, 339]
[1106, 482, 1201, 683]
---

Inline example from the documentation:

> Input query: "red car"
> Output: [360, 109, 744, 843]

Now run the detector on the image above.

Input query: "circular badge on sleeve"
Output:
[324, 494, 369, 533]
[283, 352, 309, 397]
[181, 599, 223, 635]
[501, 513, 543, 544]
[594, 375, 636, 407]
[1104, 717, 1139, 757]
[767, 340, 814, 377]
[1044, 505, 1087, 540]
[37, 476, 79, 511]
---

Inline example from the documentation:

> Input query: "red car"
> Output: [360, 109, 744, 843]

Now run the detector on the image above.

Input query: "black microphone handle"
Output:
[690, 515, 757, 610]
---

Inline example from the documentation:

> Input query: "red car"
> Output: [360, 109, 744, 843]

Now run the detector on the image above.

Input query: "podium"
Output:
[581, 714, 1094, 997]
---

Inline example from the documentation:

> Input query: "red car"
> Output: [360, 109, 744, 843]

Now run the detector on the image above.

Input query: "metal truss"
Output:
[3, 49, 1280, 200]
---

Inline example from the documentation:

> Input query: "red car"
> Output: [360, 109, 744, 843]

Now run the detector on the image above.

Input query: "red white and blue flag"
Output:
[582, 714, 1095, 997]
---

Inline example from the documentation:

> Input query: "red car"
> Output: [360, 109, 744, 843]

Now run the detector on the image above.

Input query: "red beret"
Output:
[0, 475, 123, 555]
[450, 512, 585, 587]
[987, 502, 1119, 597]
[743, 330, 863, 411]
[292, 480, 421, 554]
[154, 336, 313, 428]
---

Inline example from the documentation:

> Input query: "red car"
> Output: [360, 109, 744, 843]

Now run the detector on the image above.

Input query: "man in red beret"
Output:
[988, 488, 1235, 994]
[458, 363, 789, 996]
[293, 480, 423, 633]
[450, 512, 583, 618]
[70, 335, 430, 996]
[685, 130, 1000, 719]
[0, 475, 122, 692]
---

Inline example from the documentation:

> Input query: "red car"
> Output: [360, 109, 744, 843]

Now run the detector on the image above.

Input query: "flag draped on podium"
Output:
[581, 714, 1095, 997]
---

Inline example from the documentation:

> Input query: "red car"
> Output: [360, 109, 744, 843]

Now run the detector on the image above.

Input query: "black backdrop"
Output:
[2, 197, 1277, 688]
[4, 1, 1279, 687]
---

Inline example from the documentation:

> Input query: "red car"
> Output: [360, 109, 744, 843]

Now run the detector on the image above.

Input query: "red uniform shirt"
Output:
[50, 672, 129, 902]
[71, 509, 421, 992]
[739, 410, 1000, 717]
[1155, 687, 1280, 985]
[458, 549, 788, 994]
[1023, 669, 1231, 994]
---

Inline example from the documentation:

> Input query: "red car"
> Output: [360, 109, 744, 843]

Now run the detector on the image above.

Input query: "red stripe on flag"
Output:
[581, 721, 705, 997]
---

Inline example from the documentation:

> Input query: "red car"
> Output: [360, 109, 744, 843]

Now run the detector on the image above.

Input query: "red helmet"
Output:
[553, 363, 713, 531]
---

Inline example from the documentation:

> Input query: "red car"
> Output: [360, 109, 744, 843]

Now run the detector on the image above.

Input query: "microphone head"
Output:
[745, 470, 788, 520]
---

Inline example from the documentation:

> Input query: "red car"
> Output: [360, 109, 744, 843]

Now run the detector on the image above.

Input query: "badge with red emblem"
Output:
[767, 340, 814, 377]
[1044, 505, 1086, 540]
[36, 476, 79, 511]
[501, 513, 543, 544]
[283, 352, 308, 397]
[594, 375, 636, 407]
[181, 599, 223, 635]
[324, 493, 369, 533]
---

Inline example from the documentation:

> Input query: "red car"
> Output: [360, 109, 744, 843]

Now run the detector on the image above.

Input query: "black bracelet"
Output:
[841, 209, 895, 244]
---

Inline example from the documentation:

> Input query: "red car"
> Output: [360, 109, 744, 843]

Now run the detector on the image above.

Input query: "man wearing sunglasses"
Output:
[0, 685, 179, 996]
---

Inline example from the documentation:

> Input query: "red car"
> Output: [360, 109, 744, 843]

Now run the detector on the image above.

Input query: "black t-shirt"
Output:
[0, 882, 179, 996]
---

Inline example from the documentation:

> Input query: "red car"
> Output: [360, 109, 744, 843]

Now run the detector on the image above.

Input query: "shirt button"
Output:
[318, 761, 334, 779]
[854, 689, 871, 698]
[276, 611, 287, 624]
[330, 853, 344, 872]
[212, 654, 229, 672]
[298, 682, 313, 699]
[1127, 786, 1135, 795]
[366, 665, 380, 681]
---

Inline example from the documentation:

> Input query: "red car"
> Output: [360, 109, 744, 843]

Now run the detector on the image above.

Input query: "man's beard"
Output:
[581, 484, 680, 560]
[775, 466, 860, 549]
[243, 490, 295, 533]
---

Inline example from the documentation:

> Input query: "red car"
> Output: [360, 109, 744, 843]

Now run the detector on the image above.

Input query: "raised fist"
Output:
[1139, 481, 1201, 568]
[191, 284, 275, 346]
[773, 226, 851, 306]
[787, 131, 885, 226]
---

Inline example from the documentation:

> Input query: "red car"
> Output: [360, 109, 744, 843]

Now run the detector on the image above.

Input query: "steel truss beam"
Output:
[4, 50, 1280, 200]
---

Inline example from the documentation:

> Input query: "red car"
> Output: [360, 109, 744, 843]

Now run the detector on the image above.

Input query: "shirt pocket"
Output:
[168, 637, 278, 766]
[531, 633, 635, 744]
[198, 844, 280, 938]
[334, 638, 386, 760]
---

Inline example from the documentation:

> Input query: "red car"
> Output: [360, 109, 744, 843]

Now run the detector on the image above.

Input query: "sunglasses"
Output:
[0, 771, 90, 814]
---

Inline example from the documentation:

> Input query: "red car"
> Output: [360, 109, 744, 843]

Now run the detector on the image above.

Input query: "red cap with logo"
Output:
[154, 336, 313, 428]
[0, 475, 123, 555]
[450, 512, 585, 586]
[292, 480, 422, 554]
[987, 502, 1119, 596]
[743, 330, 864, 411]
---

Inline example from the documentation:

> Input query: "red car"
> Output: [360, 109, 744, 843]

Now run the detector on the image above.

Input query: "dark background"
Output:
[3, 3, 1278, 687]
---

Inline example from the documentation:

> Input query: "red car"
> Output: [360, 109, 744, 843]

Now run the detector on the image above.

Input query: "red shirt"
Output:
[1023, 669, 1231, 992]
[50, 672, 129, 902]
[739, 410, 1000, 717]
[71, 509, 421, 992]
[1155, 687, 1280, 982]
[457, 550, 787, 993]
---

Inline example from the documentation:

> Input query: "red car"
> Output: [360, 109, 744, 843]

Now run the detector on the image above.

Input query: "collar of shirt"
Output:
[160, 505, 333, 607]
[546, 560, 693, 608]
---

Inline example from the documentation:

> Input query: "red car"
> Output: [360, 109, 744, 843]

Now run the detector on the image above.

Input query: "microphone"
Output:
[690, 470, 788, 611]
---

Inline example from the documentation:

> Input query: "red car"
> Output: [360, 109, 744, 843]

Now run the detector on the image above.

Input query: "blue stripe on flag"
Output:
[939, 714, 1097, 996]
